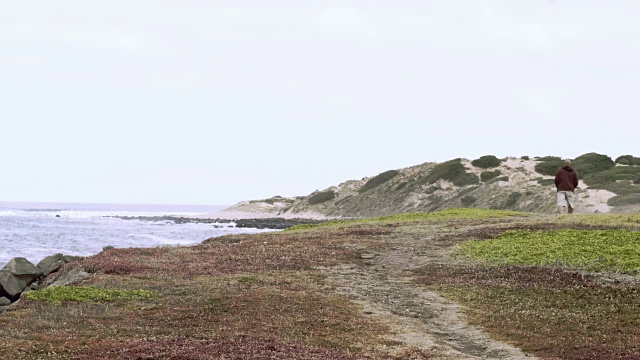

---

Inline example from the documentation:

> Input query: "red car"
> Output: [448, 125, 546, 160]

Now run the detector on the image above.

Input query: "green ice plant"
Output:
[285, 208, 526, 232]
[24, 285, 154, 304]
[458, 229, 640, 273]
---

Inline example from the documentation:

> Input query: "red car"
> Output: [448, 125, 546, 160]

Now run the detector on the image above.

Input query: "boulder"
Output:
[63, 255, 84, 263]
[3, 257, 43, 282]
[0, 297, 10, 306]
[50, 268, 90, 287]
[37, 253, 65, 276]
[0, 270, 29, 298]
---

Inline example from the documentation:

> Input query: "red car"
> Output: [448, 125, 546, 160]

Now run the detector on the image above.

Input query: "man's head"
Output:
[564, 159, 572, 166]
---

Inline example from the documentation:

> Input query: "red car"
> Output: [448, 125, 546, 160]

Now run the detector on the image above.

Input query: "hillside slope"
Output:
[220, 153, 640, 218]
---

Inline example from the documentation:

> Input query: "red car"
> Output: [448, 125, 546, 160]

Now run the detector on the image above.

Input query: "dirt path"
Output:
[327, 223, 538, 359]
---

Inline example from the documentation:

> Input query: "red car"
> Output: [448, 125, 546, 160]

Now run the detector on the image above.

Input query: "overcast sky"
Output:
[1, 1, 638, 205]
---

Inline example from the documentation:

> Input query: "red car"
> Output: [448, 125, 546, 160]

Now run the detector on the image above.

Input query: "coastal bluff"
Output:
[214, 153, 640, 219]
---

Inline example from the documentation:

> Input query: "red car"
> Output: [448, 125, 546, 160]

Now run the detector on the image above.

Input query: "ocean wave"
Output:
[126, 233, 198, 245]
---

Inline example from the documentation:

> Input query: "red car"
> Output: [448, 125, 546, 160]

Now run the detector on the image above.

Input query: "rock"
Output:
[0, 270, 29, 298]
[3, 257, 43, 279]
[50, 268, 90, 287]
[37, 253, 65, 276]
[360, 253, 376, 259]
[0, 297, 10, 306]
[63, 255, 84, 263]
[0, 306, 7, 314]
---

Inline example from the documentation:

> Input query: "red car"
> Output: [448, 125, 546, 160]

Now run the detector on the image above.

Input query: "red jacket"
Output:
[555, 166, 579, 192]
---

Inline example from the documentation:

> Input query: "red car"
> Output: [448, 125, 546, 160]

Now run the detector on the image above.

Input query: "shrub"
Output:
[572, 153, 615, 176]
[420, 159, 479, 187]
[307, 190, 336, 205]
[359, 170, 399, 193]
[537, 178, 555, 186]
[583, 166, 640, 195]
[471, 155, 502, 169]
[521, 156, 530, 160]
[608, 194, 640, 206]
[461, 195, 477, 207]
[537, 156, 561, 161]
[422, 159, 466, 184]
[615, 155, 640, 165]
[453, 173, 480, 186]
[505, 192, 522, 208]
[535, 159, 563, 176]
[480, 170, 501, 182]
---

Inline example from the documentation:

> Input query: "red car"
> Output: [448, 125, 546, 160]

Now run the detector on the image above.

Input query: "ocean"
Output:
[0, 201, 273, 268]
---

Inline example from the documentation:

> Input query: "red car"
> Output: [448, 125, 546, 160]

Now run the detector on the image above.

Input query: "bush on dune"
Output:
[471, 155, 502, 169]
[307, 190, 336, 205]
[359, 170, 399, 193]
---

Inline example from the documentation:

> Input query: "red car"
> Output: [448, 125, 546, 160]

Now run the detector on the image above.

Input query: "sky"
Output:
[1, 1, 639, 205]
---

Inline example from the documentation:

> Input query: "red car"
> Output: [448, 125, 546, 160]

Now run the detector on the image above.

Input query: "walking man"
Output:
[555, 159, 579, 214]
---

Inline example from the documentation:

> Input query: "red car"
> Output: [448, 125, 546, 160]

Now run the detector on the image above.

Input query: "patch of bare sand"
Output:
[575, 181, 615, 213]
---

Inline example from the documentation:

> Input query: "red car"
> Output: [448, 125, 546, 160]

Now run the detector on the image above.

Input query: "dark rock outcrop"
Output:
[0, 254, 86, 314]
[37, 253, 66, 276]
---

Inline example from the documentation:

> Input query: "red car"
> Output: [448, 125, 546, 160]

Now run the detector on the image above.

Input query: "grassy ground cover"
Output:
[286, 208, 526, 232]
[457, 229, 640, 273]
[415, 264, 640, 359]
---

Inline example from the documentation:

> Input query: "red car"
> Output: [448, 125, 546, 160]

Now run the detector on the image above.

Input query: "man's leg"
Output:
[556, 192, 566, 214]
[567, 192, 575, 214]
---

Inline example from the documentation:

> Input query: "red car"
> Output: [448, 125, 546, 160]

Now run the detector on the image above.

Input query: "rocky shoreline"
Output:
[0, 254, 86, 314]
[113, 216, 326, 230]
[1, 217, 327, 314]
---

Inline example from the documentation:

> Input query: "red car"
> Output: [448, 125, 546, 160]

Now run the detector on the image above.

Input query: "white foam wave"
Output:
[126, 233, 198, 245]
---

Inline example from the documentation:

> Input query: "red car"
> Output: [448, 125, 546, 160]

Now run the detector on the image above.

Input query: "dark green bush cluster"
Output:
[537, 156, 561, 161]
[505, 192, 522, 208]
[471, 155, 502, 169]
[461, 195, 477, 207]
[537, 178, 555, 186]
[419, 159, 478, 186]
[583, 166, 640, 196]
[521, 156, 530, 160]
[534, 158, 564, 176]
[608, 193, 640, 206]
[453, 173, 480, 186]
[359, 170, 399, 193]
[616, 155, 640, 165]
[307, 190, 336, 205]
[572, 153, 615, 176]
[480, 170, 502, 182]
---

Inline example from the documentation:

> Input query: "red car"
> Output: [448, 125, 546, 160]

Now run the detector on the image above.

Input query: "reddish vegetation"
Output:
[75, 230, 384, 279]
[76, 336, 367, 360]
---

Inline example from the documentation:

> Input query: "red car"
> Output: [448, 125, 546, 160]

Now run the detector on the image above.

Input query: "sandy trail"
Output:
[326, 223, 537, 359]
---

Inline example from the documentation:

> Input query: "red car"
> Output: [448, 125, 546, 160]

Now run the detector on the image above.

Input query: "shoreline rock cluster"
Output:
[114, 216, 325, 230]
[0, 254, 85, 314]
